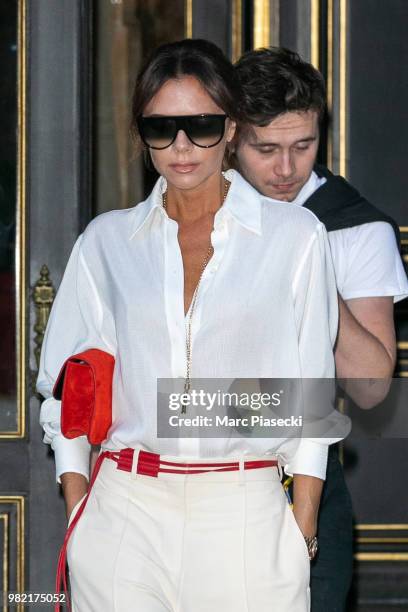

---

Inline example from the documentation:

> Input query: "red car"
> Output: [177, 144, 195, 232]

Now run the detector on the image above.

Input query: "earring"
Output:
[223, 142, 237, 170]
[143, 149, 155, 172]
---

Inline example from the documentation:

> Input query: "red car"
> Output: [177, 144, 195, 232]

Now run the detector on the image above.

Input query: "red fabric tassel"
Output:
[55, 450, 116, 612]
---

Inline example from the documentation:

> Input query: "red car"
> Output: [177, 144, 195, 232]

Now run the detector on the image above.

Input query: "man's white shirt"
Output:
[289, 172, 408, 302]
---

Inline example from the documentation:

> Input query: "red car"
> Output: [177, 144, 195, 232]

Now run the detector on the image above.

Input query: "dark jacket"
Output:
[303, 165, 400, 247]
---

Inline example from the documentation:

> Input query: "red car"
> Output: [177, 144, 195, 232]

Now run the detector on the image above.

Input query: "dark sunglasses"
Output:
[137, 114, 228, 149]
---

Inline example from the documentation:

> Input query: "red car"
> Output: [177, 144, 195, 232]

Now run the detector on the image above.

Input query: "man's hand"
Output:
[292, 473, 324, 537]
[60, 472, 88, 522]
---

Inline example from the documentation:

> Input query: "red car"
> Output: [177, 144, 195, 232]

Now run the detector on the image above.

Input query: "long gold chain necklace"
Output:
[162, 178, 230, 413]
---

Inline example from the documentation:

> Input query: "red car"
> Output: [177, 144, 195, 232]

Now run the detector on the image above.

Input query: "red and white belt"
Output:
[55, 448, 278, 611]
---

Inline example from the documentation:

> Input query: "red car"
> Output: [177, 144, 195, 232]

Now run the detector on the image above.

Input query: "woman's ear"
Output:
[226, 119, 236, 143]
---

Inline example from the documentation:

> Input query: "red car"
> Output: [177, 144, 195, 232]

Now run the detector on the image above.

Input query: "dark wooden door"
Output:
[0, 2, 93, 610]
[2, 2, 405, 611]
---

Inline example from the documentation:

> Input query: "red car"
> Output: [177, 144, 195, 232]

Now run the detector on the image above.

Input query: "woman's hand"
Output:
[61, 472, 89, 522]
[293, 508, 318, 538]
[292, 473, 324, 537]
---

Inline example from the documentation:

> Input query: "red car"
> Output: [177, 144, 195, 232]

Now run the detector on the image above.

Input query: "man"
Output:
[233, 47, 408, 611]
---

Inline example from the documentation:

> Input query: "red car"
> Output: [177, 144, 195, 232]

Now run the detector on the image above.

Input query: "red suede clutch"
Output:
[53, 348, 115, 445]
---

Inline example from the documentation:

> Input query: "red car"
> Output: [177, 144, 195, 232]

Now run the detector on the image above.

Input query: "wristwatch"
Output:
[303, 535, 318, 560]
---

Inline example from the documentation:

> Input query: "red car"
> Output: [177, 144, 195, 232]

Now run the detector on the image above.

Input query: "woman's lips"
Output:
[169, 163, 200, 174]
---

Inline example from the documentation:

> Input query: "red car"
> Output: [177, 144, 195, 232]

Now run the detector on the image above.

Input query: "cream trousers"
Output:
[67, 451, 310, 612]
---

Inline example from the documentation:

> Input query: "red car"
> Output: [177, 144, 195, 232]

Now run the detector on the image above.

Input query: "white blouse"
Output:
[37, 170, 347, 484]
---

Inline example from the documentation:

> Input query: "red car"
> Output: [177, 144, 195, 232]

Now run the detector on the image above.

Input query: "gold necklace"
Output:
[162, 178, 230, 413]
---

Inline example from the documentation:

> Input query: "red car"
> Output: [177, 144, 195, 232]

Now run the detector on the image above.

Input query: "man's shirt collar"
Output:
[290, 171, 326, 207]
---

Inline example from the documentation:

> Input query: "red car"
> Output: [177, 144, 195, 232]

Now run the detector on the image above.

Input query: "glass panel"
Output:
[94, 0, 185, 216]
[0, 0, 17, 431]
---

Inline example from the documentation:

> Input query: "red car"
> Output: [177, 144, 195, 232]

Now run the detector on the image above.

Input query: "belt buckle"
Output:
[136, 450, 160, 477]
[116, 448, 134, 472]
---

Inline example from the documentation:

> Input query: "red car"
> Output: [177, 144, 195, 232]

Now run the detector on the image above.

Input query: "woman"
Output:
[37, 39, 345, 612]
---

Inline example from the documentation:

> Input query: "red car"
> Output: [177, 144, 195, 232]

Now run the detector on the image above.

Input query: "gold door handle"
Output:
[32, 265, 55, 387]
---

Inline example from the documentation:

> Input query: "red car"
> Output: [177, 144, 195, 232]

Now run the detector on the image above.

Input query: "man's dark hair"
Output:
[234, 47, 326, 126]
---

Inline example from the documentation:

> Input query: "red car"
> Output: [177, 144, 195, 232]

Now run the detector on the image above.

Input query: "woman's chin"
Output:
[165, 170, 206, 190]
[164, 165, 225, 192]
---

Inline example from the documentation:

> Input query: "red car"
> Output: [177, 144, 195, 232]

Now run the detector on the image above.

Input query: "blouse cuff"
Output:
[284, 439, 329, 481]
[50, 435, 91, 484]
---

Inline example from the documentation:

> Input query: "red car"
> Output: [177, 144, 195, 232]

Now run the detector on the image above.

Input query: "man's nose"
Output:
[173, 129, 193, 152]
[274, 152, 294, 179]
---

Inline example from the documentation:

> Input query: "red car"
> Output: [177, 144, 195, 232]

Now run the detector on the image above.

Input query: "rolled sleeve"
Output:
[36, 233, 114, 484]
[284, 439, 329, 480]
[286, 222, 350, 479]
[39, 397, 91, 483]
[51, 436, 91, 484]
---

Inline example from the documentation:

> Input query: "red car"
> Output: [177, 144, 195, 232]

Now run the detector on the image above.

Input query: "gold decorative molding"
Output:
[339, 0, 347, 178]
[32, 265, 55, 371]
[400, 226, 408, 263]
[17, 0, 27, 438]
[354, 523, 408, 562]
[326, 0, 334, 171]
[355, 524, 408, 530]
[355, 552, 408, 561]
[231, 0, 243, 62]
[1, 514, 9, 607]
[311, 0, 320, 69]
[2, 0, 27, 439]
[253, 0, 270, 49]
[357, 538, 408, 544]
[185, 0, 193, 38]
[397, 337, 408, 376]
[0, 497, 25, 612]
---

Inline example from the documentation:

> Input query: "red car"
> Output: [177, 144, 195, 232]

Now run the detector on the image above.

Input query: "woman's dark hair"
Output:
[234, 46, 327, 127]
[131, 38, 240, 145]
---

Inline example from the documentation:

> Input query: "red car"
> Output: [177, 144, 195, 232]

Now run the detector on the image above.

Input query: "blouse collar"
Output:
[129, 169, 263, 239]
